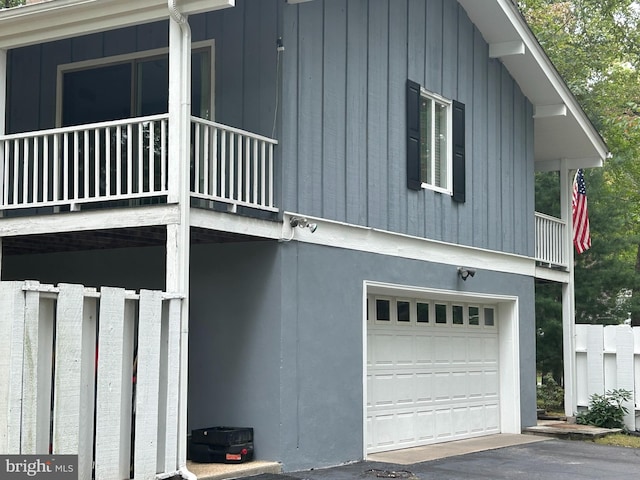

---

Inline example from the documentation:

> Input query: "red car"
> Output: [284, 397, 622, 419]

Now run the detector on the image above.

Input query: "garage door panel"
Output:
[415, 372, 433, 402]
[416, 410, 435, 442]
[484, 370, 500, 396]
[367, 297, 501, 453]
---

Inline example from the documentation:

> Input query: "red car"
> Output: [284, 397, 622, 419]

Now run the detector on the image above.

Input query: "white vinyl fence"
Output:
[575, 324, 640, 431]
[0, 281, 184, 480]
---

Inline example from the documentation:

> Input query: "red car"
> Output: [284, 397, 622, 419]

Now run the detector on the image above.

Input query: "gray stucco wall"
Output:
[187, 240, 536, 471]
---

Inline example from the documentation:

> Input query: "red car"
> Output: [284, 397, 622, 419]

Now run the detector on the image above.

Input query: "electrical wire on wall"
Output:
[272, 37, 284, 139]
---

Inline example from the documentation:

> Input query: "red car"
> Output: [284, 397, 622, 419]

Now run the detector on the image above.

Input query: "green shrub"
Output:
[537, 373, 564, 412]
[576, 389, 632, 429]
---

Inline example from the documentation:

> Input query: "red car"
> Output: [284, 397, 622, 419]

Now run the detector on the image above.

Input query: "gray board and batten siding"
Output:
[5, 0, 535, 255]
[281, 0, 535, 256]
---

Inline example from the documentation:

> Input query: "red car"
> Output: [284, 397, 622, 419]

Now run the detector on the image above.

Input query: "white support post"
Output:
[560, 160, 577, 417]
[0, 48, 7, 277]
[167, 8, 193, 477]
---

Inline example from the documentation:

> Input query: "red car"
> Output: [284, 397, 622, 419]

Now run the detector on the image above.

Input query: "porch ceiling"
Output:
[458, 0, 609, 171]
[0, 0, 235, 49]
[2, 226, 263, 255]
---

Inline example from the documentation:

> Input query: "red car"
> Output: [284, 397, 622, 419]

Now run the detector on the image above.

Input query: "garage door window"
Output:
[484, 307, 495, 326]
[367, 297, 497, 330]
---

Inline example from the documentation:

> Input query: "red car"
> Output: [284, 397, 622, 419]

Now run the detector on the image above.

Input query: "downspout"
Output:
[168, 1, 193, 479]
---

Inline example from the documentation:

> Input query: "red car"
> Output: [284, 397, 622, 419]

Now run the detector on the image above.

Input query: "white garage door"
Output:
[366, 295, 501, 453]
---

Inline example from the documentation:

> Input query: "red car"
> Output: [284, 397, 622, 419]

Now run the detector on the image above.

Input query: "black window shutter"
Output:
[452, 100, 466, 203]
[406, 80, 422, 190]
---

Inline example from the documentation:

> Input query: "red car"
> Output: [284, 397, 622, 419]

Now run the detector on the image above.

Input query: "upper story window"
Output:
[419, 91, 451, 192]
[406, 80, 466, 203]
[58, 45, 213, 127]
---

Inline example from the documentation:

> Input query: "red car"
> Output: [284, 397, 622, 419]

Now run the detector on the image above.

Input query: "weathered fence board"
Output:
[0, 282, 25, 454]
[0, 281, 183, 480]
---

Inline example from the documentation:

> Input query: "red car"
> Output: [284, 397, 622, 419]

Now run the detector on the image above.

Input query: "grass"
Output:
[594, 433, 640, 449]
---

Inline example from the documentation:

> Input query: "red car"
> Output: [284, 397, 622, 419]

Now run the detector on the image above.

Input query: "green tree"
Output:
[1, 1, 26, 8]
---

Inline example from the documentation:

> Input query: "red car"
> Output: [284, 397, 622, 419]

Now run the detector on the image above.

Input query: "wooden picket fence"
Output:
[575, 324, 640, 430]
[0, 281, 184, 479]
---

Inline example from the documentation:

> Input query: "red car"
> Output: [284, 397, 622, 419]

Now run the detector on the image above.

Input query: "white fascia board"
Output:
[189, 208, 282, 240]
[282, 212, 536, 278]
[0, 0, 234, 49]
[0, 205, 180, 237]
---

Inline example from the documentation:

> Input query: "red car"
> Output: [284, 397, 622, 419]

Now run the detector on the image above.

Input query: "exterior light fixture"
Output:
[457, 267, 476, 281]
[289, 216, 317, 233]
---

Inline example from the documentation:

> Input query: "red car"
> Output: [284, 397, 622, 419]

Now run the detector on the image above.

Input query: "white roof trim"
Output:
[0, 0, 234, 49]
[458, 0, 608, 168]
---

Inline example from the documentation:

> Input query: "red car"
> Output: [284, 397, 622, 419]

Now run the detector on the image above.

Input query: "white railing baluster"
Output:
[22, 138, 29, 204]
[116, 125, 122, 196]
[0, 139, 5, 206]
[161, 119, 167, 192]
[268, 144, 274, 208]
[252, 139, 258, 204]
[32, 137, 39, 203]
[72, 131, 79, 202]
[53, 134, 59, 201]
[220, 130, 226, 200]
[105, 127, 111, 197]
[212, 127, 218, 199]
[148, 121, 155, 194]
[194, 122, 201, 194]
[12, 139, 19, 205]
[203, 124, 210, 196]
[83, 130, 90, 200]
[229, 133, 235, 201]
[127, 123, 133, 195]
[94, 129, 100, 198]
[138, 123, 143, 194]
[260, 142, 266, 207]
[237, 134, 244, 202]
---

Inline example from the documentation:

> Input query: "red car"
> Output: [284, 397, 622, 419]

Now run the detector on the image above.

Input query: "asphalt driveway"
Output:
[242, 439, 640, 480]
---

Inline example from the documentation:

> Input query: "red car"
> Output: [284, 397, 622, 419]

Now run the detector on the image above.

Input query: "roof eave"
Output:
[0, 0, 235, 49]
[458, 0, 608, 170]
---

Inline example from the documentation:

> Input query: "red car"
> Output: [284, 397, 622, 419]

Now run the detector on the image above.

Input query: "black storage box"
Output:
[189, 441, 254, 464]
[191, 426, 253, 447]
[189, 427, 254, 464]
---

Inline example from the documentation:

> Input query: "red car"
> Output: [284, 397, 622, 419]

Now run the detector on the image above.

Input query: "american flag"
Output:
[572, 169, 591, 254]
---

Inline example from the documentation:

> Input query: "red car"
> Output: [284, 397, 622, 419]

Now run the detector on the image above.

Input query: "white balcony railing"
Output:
[0, 114, 170, 210]
[190, 116, 278, 212]
[0, 115, 278, 213]
[535, 211, 567, 267]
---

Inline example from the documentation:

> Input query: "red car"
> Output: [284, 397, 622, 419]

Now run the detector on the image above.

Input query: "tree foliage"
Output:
[520, 0, 640, 377]
[1, 0, 26, 9]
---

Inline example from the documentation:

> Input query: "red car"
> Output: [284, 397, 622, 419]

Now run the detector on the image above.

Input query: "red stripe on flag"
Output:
[572, 169, 591, 254]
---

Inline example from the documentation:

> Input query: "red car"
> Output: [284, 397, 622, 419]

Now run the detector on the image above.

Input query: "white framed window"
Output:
[406, 79, 465, 202]
[419, 89, 452, 193]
